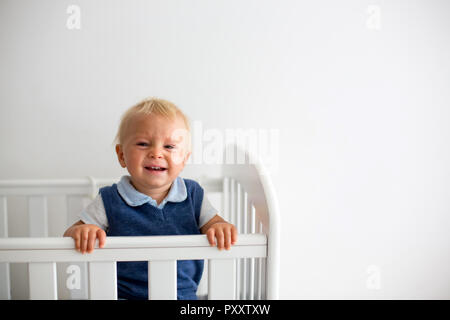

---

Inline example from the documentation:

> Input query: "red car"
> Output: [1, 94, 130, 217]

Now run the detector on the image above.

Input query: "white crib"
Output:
[0, 144, 280, 300]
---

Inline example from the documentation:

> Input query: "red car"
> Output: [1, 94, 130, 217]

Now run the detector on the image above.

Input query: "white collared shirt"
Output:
[79, 175, 219, 231]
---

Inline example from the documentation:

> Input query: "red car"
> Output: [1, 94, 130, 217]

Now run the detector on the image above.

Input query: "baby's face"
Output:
[115, 113, 191, 196]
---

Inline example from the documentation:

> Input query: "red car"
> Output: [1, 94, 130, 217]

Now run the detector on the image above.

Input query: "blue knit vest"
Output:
[99, 178, 204, 300]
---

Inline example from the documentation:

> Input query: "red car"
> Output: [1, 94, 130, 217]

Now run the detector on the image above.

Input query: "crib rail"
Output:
[0, 234, 266, 300]
[0, 178, 223, 196]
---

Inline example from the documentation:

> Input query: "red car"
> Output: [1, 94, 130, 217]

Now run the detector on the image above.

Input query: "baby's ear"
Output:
[115, 144, 127, 168]
[183, 151, 191, 165]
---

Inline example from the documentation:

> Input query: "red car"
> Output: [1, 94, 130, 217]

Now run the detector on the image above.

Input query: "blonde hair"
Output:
[114, 97, 191, 146]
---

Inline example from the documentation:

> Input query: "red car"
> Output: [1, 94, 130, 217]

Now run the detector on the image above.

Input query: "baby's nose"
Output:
[148, 147, 163, 158]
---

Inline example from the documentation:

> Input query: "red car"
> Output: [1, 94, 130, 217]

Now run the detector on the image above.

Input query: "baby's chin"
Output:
[133, 179, 173, 194]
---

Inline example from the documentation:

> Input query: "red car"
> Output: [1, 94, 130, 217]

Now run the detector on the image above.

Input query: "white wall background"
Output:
[1, 0, 450, 299]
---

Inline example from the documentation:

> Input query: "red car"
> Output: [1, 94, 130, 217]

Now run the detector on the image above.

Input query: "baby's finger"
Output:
[216, 229, 224, 250]
[207, 229, 216, 246]
[87, 229, 97, 253]
[74, 230, 81, 252]
[224, 227, 232, 250]
[231, 225, 238, 245]
[80, 229, 89, 254]
[97, 229, 106, 249]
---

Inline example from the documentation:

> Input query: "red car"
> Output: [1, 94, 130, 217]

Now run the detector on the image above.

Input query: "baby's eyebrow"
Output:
[133, 136, 151, 141]
[132, 135, 182, 144]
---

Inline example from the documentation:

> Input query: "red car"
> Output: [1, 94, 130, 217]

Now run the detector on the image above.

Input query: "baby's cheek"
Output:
[169, 150, 187, 166]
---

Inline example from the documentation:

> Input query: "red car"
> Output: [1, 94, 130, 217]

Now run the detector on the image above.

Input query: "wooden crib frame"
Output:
[0, 144, 280, 300]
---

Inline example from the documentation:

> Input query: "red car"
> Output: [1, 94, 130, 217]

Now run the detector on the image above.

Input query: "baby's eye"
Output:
[137, 142, 148, 147]
[165, 145, 175, 149]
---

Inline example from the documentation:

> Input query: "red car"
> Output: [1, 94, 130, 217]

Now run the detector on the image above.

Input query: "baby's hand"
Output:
[206, 222, 238, 251]
[64, 221, 106, 254]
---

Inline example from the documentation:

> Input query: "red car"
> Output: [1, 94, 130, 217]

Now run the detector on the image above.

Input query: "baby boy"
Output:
[63, 97, 237, 300]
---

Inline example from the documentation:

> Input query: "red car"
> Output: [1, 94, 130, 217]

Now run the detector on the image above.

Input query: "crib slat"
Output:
[241, 190, 249, 299]
[242, 190, 248, 234]
[239, 185, 247, 299]
[0, 263, 10, 300]
[236, 182, 241, 233]
[148, 260, 177, 300]
[230, 178, 236, 225]
[29, 262, 57, 299]
[208, 259, 235, 299]
[229, 178, 240, 299]
[255, 259, 262, 299]
[256, 221, 265, 299]
[261, 257, 267, 299]
[248, 257, 255, 300]
[247, 202, 255, 299]
[249, 202, 256, 233]
[0, 196, 7, 238]
[0, 196, 10, 300]
[89, 262, 117, 300]
[28, 196, 48, 237]
[231, 180, 241, 299]
[222, 177, 230, 222]
[254, 218, 262, 300]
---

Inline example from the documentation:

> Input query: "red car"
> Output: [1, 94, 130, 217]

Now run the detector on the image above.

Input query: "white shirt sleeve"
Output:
[78, 192, 219, 230]
[199, 194, 220, 228]
[78, 194, 109, 231]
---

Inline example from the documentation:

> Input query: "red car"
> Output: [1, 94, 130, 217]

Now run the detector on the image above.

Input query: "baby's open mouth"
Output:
[145, 166, 167, 172]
